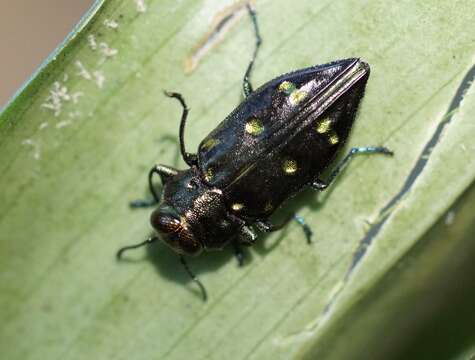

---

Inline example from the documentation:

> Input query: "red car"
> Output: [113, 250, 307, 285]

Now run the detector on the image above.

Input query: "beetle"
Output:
[117, 5, 392, 300]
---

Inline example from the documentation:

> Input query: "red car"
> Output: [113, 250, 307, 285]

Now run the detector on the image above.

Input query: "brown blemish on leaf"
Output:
[184, 0, 255, 74]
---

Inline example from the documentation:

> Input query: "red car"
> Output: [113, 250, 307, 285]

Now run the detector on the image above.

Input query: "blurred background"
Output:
[0, 0, 95, 108]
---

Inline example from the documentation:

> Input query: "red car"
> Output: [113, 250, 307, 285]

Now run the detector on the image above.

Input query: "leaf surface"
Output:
[0, 1, 474, 359]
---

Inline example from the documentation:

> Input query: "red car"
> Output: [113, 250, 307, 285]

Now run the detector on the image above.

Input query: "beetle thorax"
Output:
[157, 168, 241, 253]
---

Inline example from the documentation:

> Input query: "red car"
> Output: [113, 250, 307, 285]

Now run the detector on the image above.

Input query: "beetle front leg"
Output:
[130, 164, 178, 208]
[236, 226, 258, 264]
[312, 146, 393, 191]
[242, 4, 262, 98]
[129, 198, 159, 208]
[232, 226, 258, 266]
[117, 236, 158, 259]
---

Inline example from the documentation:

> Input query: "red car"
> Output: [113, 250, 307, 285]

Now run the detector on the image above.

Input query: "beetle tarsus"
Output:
[293, 215, 313, 244]
[233, 241, 245, 266]
[180, 256, 207, 302]
[312, 146, 394, 190]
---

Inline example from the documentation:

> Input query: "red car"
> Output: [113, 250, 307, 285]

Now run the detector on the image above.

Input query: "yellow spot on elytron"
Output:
[231, 203, 244, 211]
[201, 138, 220, 151]
[289, 90, 308, 106]
[245, 118, 264, 136]
[278, 81, 296, 94]
[282, 159, 298, 175]
[329, 133, 339, 145]
[316, 118, 331, 134]
[204, 167, 214, 182]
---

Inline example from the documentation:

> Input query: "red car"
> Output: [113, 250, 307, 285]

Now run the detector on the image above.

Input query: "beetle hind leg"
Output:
[256, 215, 313, 244]
[293, 215, 313, 244]
[242, 4, 262, 98]
[313, 146, 393, 190]
[256, 217, 292, 233]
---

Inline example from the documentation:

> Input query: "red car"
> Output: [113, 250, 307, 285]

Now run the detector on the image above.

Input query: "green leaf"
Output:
[1, 1, 474, 359]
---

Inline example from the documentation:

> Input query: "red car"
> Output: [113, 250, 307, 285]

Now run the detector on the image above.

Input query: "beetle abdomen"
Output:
[198, 58, 370, 219]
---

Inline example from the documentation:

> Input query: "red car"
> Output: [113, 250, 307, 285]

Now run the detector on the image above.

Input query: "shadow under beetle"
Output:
[117, 5, 393, 301]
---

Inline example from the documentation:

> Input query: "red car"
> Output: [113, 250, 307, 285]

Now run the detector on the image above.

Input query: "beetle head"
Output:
[150, 204, 203, 256]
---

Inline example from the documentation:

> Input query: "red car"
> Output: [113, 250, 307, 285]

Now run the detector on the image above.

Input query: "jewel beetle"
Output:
[117, 5, 393, 301]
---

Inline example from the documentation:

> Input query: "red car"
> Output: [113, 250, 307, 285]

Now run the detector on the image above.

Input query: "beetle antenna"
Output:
[180, 256, 208, 301]
[116, 236, 159, 259]
[163, 90, 197, 166]
[242, 3, 262, 97]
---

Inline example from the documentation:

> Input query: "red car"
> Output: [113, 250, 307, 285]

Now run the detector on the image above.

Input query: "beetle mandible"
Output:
[117, 5, 393, 300]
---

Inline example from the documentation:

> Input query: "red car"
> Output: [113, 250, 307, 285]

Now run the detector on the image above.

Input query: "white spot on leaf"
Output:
[75, 60, 105, 89]
[41, 81, 72, 116]
[93, 70, 105, 88]
[134, 0, 147, 13]
[87, 34, 97, 50]
[68, 111, 82, 119]
[71, 92, 83, 103]
[56, 120, 71, 129]
[104, 19, 119, 29]
[75, 60, 92, 80]
[22, 139, 41, 160]
[96, 42, 119, 64]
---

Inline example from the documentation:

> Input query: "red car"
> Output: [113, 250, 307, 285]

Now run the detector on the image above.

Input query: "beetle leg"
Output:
[180, 256, 207, 302]
[130, 164, 178, 208]
[312, 146, 393, 190]
[163, 91, 197, 166]
[242, 4, 262, 98]
[233, 226, 258, 266]
[238, 226, 258, 246]
[116, 236, 159, 259]
[233, 241, 245, 266]
[129, 198, 158, 208]
[256, 215, 293, 233]
[293, 215, 313, 244]
[149, 164, 178, 191]
[257, 215, 313, 244]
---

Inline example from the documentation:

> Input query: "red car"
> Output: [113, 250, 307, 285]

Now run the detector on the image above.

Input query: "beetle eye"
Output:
[156, 215, 181, 233]
[150, 206, 181, 234]
[150, 205, 203, 256]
